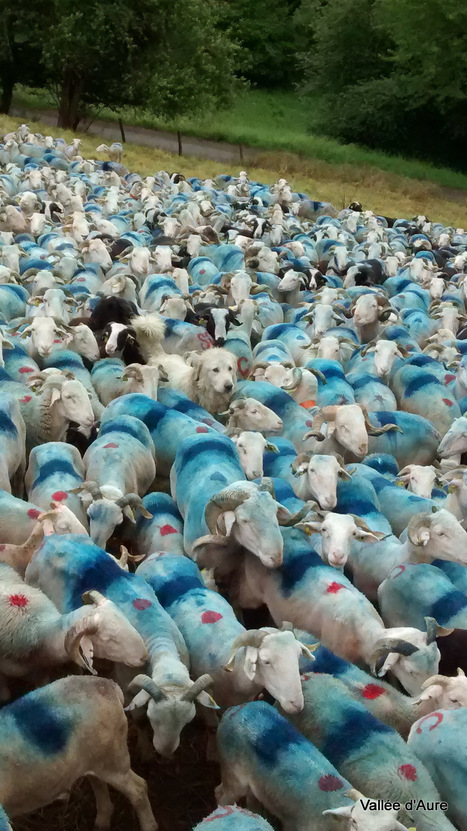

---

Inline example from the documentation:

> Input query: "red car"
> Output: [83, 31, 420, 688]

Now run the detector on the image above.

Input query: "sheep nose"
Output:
[224, 382, 233, 391]
[359, 443, 367, 455]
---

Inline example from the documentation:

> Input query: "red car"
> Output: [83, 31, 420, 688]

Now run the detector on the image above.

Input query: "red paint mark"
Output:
[202, 418, 215, 426]
[201, 610, 223, 623]
[53, 339, 61, 343]
[301, 672, 312, 682]
[300, 399, 316, 409]
[204, 807, 235, 822]
[197, 331, 213, 349]
[445, 374, 456, 384]
[52, 490, 68, 502]
[196, 426, 209, 433]
[318, 774, 344, 792]
[416, 712, 444, 733]
[326, 582, 346, 594]
[226, 702, 248, 719]
[391, 564, 406, 578]
[199, 269, 206, 275]
[305, 420, 314, 427]
[76, 277, 86, 282]
[398, 764, 417, 781]
[9, 594, 28, 608]
[19, 366, 33, 374]
[0, 545, 4, 551]
[443, 398, 454, 407]
[19, 395, 32, 404]
[133, 598, 152, 611]
[160, 524, 177, 536]
[362, 683, 386, 700]
[103, 442, 119, 448]
[237, 356, 249, 378]
[27, 508, 40, 519]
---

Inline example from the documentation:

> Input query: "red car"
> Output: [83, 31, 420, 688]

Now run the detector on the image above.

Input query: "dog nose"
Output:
[224, 382, 233, 391]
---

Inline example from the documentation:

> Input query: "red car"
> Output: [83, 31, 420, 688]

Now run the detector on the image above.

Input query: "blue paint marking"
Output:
[280, 549, 321, 595]
[10, 696, 71, 755]
[155, 575, 204, 609]
[0, 412, 17, 436]
[145, 278, 177, 298]
[404, 373, 441, 397]
[429, 590, 467, 625]
[248, 704, 308, 767]
[32, 458, 80, 490]
[321, 706, 392, 767]
[180, 436, 238, 467]
[100, 421, 143, 441]
[373, 411, 400, 427]
[68, 551, 122, 607]
[210, 472, 227, 483]
[309, 647, 349, 677]
[141, 494, 182, 520]
[337, 496, 377, 516]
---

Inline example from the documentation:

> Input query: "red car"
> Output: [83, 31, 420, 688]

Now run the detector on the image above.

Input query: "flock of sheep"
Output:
[0, 123, 467, 831]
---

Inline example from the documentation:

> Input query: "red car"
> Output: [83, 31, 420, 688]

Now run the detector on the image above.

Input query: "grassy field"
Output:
[13, 85, 467, 193]
[2, 105, 467, 227]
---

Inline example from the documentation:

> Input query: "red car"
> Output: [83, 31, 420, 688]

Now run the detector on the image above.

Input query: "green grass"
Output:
[12, 85, 467, 192]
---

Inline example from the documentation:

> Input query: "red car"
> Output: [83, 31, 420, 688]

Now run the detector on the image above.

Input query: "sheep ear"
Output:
[266, 442, 279, 453]
[122, 505, 136, 523]
[218, 511, 236, 536]
[243, 646, 258, 681]
[49, 388, 61, 405]
[321, 807, 352, 819]
[125, 690, 151, 711]
[196, 690, 220, 709]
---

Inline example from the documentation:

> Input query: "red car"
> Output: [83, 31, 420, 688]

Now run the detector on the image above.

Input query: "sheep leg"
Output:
[10, 459, 25, 499]
[100, 769, 157, 831]
[215, 765, 248, 805]
[88, 776, 114, 830]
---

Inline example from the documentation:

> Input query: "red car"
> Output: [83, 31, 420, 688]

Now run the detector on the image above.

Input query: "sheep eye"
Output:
[212, 368, 219, 373]
[261, 658, 271, 666]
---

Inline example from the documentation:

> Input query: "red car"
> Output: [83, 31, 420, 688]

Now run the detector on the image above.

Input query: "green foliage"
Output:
[298, 0, 390, 94]
[299, 0, 467, 169]
[0, 0, 47, 112]
[42, 0, 240, 127]
[219, 0, 301, 87]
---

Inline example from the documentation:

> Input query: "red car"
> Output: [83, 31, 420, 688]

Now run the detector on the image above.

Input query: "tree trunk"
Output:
[0, 68, 15, 114]
[57, 71, 83, 130]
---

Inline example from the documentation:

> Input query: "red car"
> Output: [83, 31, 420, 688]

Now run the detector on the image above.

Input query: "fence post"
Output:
[239, 143, 244, 166]
[118, 118, 126, 144]
[177, 131, 183, 156]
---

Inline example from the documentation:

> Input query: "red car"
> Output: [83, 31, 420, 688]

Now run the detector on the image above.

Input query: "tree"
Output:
[41, 0, 240, 129]
[298, 0, 390, 96]
[0, 0, 47, 114]
[219, 0, 301, 87]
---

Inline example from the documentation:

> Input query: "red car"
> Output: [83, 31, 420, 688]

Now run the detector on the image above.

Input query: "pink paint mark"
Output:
[133, 598, 152, 611]
[197, 331, 213, 349]
[204, 808, 235, 823]
[9, 594, 28, 608]
[19, 395, 32, 404]
[52, 491, 68, 502]
[0, 545, 4, 551]
[196, 426, 209, 433]
[160, 524, 177, 536]
[362, 683, 386, 700]
[202, 418, 215, 426]
[19, 366, 33, 374]
[391, 564, 406, 578]
[27, 508, 40, 519]
[416, 712, 444, 734]
[326, 582, 346, 594]
[237, 356, 249, 378]
[445, 374, 456, 384]
[305, 420, 314, 427]
[301, 672, 312, 682]
[443, 398, 454, 407]
[76, 277, 86, 282]
[201, 610, 223, 623]
[398, 764, 417, 781]
[103, 442, 119, 449]
[318, 774, 344, 792]
[199, 269, 206, 275]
